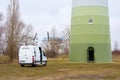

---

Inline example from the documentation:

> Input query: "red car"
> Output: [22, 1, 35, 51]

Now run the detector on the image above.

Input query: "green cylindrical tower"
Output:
[69, 0, 112, 63]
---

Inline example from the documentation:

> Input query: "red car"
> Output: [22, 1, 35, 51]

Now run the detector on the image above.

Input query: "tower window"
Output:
[88, 18, 93, 24]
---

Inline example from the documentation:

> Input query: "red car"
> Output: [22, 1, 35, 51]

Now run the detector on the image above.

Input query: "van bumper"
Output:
[19, 62, 33, 65]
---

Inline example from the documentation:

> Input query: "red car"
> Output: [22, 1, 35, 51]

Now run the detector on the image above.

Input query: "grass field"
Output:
[0, 58, 120, 80]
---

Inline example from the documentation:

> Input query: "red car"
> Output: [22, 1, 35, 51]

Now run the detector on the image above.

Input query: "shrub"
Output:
[0, 56, 10, 64]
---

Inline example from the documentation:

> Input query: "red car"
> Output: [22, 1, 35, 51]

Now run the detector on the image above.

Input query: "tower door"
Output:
[87, 47, 94, 62]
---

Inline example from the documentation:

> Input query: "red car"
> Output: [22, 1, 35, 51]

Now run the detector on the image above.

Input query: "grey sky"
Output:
[0, 0, 120, 50]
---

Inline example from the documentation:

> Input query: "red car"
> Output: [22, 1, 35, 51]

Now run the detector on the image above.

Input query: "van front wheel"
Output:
[43, 61, 47, 66]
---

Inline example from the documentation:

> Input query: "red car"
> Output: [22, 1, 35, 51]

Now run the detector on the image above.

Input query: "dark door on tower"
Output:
[87, 47, 95, 62]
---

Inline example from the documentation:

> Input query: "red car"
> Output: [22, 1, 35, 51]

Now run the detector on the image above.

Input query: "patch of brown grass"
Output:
[0, 55, 120, 80]
[0, 56, 10, 64]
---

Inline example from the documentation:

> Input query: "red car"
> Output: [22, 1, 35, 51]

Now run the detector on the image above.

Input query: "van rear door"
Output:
[19, 46, 33, 64]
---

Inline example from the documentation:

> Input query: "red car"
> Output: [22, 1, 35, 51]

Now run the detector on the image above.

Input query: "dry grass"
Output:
[0, 56, 10, 64]
[0, 56, 120, 80]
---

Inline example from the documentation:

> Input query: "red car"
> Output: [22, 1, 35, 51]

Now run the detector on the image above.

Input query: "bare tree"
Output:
[0, 12, 3, 27]
[62, 25, 70, 41]
[5, 0, 25, 62]
[0, 13, 4, 28]
[0, 13, 3, 22]
[19, 24, 34, 45]
[5, 0, 34, 62]
[0, 13, 5, 55]
[42, 26, 71, 58]
[42, 38, 62, 58]
[61, 26, 70, 56]
[42, 27, 62, 58]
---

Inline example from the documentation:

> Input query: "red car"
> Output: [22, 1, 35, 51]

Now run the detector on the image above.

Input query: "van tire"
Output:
[21, 65, 24, 67]
[44, 61, 47, 66]
[32, 64, 36, 67]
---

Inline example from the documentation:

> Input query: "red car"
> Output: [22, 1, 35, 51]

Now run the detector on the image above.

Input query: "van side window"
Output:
[43, 51, 46, 56]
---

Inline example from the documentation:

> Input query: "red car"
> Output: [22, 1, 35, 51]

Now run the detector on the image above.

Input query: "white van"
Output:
[19, 45, 47, 67]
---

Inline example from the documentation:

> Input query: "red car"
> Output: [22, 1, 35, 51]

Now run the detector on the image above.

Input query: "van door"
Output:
[39, 47, 42, 63]
[42, 51, 47, 61]
[19, 46, 33, 63]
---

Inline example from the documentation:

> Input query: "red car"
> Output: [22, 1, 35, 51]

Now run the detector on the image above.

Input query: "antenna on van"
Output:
[33, 33, 37, 41]
[33, 33, 37, 45]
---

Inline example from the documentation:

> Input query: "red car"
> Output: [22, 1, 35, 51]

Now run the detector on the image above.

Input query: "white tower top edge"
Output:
[72, 0, 108, 8]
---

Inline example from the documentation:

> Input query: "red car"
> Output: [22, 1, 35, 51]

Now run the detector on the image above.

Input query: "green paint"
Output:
[72, 6, 108, 16]
[69, 1, 112, 63]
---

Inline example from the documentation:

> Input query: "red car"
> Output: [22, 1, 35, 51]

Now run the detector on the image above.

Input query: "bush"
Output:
[0, 56, 10, 64]
[112, 50, 120, 55]
[112, 50, 120, 62]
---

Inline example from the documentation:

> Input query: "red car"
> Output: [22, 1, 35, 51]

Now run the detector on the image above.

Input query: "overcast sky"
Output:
[0, 0, 120, 50]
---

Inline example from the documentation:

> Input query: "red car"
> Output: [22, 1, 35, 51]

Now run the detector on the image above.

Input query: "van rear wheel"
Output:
[32, 64, 36, 67]
[21, 65, 24, 67]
